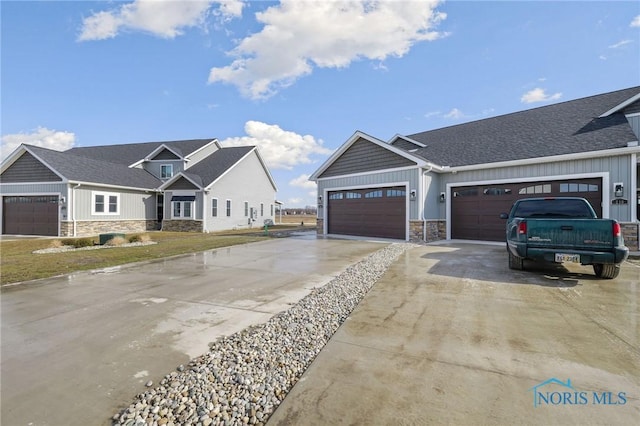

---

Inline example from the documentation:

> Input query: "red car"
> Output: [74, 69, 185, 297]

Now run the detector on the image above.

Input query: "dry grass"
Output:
[49, 239, 64, 248]
[104, 236, 127, 246]
[277, 214, 317, 225]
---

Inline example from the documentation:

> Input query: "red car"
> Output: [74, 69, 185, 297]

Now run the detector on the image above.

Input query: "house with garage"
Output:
[310, 86, 640, 250]
[0, 138, 277, 237]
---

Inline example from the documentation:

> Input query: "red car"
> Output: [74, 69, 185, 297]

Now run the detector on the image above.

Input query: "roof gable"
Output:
[1, 150, 63, 182]
[311, 131, 423, 180]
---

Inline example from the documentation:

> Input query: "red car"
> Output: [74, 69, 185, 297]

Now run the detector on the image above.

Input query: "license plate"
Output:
[555, 253, 580, 263]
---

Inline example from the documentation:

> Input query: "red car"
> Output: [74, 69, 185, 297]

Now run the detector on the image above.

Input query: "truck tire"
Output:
[509, 251, 524, 270]
[593, 264, 620, 279]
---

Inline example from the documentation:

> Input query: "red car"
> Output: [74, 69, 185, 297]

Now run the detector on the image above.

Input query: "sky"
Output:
[1, 0, 639, 208]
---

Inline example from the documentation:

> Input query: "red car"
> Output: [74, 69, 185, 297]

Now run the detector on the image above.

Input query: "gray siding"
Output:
[627, 115, 640, 140]
[153, 149, 180, 160]
[1, 152, 62, 182]
[438, 155, 634, 222]
[167, 176, 198, 190]
[144, 160, 184, 180]
[319, 138, 416, 178]
[73, 185, 156, 220]
[186, 142, 219, 165]
[625, 100, 640, 115]
[318, 168, 420, 219]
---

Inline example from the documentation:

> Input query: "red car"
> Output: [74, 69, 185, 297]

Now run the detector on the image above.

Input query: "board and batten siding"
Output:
[317, 168, 421, 220]
[73, 185, 156, 221]
[627, 115, 640, 138]
[143, 160, 184, 180]
[438, 154, 635, 222]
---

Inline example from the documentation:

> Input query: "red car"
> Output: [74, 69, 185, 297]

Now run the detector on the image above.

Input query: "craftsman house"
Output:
[0, 138, 277, 236]
[311, 86, 640, 250]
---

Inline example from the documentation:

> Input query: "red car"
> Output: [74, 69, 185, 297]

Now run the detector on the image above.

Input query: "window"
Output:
[518, 184, 551, 195]
[483, 188, 512, 196]
[453, 188, 478, 197]
[387, 189, 406, 197]
[560, 183, 599, 193]
[270, 204, 274, 216]
[346, 192, 362, 199]
[160, 164, 173, 179]
[92, 191, 119, 215]
[226, 199, 232, 217]
[244, 201, 249, 217]
[212, 198, 218, 217]
[260, 203, 264, 216]
[329, 193, 343, 200]
[365, 190, 383, 198]
[172, 201, 192, 218]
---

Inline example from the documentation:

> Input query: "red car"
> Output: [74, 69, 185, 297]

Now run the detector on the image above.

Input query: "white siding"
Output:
[203, 151, 276, 232]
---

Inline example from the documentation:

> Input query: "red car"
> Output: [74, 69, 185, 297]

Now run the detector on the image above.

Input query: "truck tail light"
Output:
[518, 221, 527, 235]
[613, 222, 621, 238]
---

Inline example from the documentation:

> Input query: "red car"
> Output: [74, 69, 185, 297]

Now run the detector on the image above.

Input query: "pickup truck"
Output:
[500, 197, 628, 279]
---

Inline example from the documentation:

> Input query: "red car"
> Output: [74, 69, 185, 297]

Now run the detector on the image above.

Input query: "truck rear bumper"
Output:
[510, 243, 629, 265]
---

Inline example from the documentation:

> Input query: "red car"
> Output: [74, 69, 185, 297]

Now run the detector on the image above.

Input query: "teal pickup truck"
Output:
[500, 197, 628, 279]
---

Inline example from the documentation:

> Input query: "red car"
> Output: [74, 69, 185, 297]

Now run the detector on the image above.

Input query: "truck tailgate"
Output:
[525, 219, 615, 251]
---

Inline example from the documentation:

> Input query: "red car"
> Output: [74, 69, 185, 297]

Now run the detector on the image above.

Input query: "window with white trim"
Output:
[244, 201, 249, 217]
[172, 201, 193, 219]
[212, 198, 218, 217]
[226, 199, 232, 217]
[260, 203, 264, 217]
[270, 204, 274, 216]
[92, 191, 119, 215]
[160, 164, 173, 179]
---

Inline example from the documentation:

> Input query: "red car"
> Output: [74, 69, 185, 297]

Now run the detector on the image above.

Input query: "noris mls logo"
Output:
[528, 378, 627, 408]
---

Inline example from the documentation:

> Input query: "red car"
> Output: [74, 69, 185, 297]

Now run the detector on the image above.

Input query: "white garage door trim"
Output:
[322, 181, 410, 241]
[445, 172, 610, 240]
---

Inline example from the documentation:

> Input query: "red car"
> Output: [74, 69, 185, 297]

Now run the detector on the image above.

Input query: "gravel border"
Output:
[33, 241, 157, 254]
[113, 242, 414, 426]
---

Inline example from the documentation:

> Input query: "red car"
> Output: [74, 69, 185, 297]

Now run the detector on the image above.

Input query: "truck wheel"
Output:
[509, 251, 524, 270]
[593, 264, 620, 279]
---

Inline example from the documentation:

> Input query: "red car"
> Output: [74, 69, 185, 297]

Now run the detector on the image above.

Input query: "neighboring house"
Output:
[311, 86, 640, 250]
[0, 138, 277, 236]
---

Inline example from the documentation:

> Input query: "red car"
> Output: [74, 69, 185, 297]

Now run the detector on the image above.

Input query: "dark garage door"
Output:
[451, 178, 602, 241]
[328, 186, 406, 239]
[2, 196, 59, 236]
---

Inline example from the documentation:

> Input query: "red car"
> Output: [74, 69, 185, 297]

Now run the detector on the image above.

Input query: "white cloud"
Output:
[520, 88, 562, 104]
[220, 121, 332, 170]
[287, 197, 303, 206]
[78, 0, 243, 41]
[609, 39, 633, 49]
[209, 0, 447, 99]
[1, 127, 76, 161]
[631, 15, 640, 27]
[289, 174, 316, 190]
[444, 108, 465, 119]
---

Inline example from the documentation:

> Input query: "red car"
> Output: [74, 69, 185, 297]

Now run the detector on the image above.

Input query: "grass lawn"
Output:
[0, 223, 315, 286]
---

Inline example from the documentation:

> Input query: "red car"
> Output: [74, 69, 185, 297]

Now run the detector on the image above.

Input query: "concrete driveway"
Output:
[269, 242, 640, 425]
[0, 235, 387, 426]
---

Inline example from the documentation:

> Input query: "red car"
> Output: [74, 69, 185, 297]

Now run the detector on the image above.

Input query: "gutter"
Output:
[422, 166, 433, 242]
[72, 183, 81, 237]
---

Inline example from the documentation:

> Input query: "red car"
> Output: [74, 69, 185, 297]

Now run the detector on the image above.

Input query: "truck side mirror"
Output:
[499, 213, 508, 219]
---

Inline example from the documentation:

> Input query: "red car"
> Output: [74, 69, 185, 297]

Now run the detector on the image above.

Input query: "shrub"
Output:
[104, 236, 127, 246]
[49, 239, 64, 248]
[59, 238, 94, 248]
[128, 234, 150, 243]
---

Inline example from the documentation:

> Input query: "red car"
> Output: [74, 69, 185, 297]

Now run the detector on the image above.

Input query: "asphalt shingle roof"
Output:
[405, 86, 640, 167]
[27, 145, 161, 189]
[184, 146, 254, 187]
[66, 138, 214, 166]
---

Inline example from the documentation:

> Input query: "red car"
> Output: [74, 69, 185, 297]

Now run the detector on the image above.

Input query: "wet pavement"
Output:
[268, 242, 640, 425]
[0, 236, 387, 426]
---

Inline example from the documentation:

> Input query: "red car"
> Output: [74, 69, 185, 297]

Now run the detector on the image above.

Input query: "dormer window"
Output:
[161, 164, 173, 179]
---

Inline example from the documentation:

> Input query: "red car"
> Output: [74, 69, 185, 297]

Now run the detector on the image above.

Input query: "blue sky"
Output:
[2, 1, 639, 207]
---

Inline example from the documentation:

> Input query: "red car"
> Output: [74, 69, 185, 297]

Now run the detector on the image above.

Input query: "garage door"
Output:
[327, 186, 406, 239]
[2, 196, 59, 236]
[451, 178, 602, 241]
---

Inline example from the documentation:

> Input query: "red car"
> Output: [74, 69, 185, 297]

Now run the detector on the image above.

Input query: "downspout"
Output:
[422, 166, 433, 242]
[72, 183, 81, 237]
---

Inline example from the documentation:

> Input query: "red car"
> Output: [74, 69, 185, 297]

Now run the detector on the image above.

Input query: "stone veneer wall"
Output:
[621, 223, 639, 251]
[161, 220, 202, 233]
[410, 220, 450, 243]
[316, 219, 324, 235]
[60, 220, 158, 237]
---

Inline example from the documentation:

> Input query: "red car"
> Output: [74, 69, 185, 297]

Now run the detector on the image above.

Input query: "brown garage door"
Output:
[451, 178, 602, 241]
[328, 186, 406, 239]
[3, 196, 59, 236]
